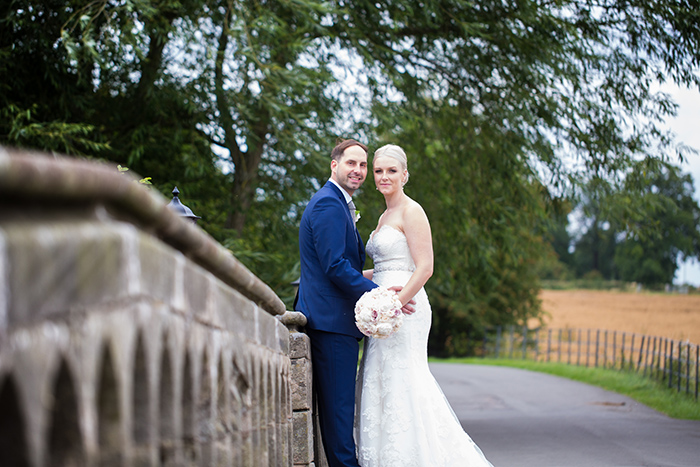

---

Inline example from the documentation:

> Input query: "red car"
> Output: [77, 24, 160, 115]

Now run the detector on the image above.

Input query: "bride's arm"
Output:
[363, 269, 374, 280]
[396, 202, 433, 307]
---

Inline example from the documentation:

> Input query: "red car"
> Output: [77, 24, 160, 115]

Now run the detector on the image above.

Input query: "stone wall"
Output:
[279, 313, 314, 466]
[0, 147, 316, 466]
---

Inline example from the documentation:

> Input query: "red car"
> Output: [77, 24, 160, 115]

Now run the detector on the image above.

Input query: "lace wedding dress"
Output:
[355, 225, 493, 467]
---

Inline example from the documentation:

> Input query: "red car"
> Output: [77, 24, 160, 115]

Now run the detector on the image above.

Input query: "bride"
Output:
[355, 144, 493, 467]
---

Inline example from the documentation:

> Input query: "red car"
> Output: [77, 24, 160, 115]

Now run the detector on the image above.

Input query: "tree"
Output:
[337, 0, 699, 182]
[614, 163, 700, 285]
[537, 203, 576, 281]
[1, 0, 338, 233]
[361, 100, 551, 356]
[5, 1, 700, 230]
[0, 0, 111, 155]
[568, 177, 621, 279]
[554, 161, 700, 286]
[3, 1, 700, 352]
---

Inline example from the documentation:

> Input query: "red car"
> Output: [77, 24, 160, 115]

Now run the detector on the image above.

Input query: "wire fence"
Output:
[475, 326, 699, 400]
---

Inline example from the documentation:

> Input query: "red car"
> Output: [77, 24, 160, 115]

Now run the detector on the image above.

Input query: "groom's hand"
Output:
[387, 286, 417, 315]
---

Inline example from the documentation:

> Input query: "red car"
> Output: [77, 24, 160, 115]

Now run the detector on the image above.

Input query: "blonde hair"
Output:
[373, 144, 410, 185]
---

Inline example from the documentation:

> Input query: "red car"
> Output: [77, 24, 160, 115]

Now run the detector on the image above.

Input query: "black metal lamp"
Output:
[167, 187, 201, 224]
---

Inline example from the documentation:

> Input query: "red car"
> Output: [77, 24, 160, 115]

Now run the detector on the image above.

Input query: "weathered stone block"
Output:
[289, 332, 310, 360]
[277, 322, 291, 354]
[292, 411, 313, 465]
[258, 308, 281, 349]
[181, 262, 210, 317]
[138, 234, 178, 305]
[211, 280, 254, 335]
[3, 221, 129, 326]
[291, 358, 312, 411]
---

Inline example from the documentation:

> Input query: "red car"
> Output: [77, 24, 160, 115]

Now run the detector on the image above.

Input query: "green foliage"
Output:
[337, 0, 700, 183]
[614, 163, 700, 284]
[364, 101, 550, 356]
[537, 206, 576, 281]
[117, 165, 152, 185]
[1, 103, 109, 156]
[557, 162, 700, 286]
[3, 0, 700, 355]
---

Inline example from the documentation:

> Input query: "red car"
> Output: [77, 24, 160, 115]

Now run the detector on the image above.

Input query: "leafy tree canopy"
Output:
[545, 162, 700, 287]
[2, 0, 700, 353]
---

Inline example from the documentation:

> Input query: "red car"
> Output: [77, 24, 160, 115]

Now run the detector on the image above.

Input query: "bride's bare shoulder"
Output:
[403, 197, 428, 219]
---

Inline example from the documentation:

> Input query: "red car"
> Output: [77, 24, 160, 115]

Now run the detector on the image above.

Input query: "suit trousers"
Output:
[307, 328, 361, 467]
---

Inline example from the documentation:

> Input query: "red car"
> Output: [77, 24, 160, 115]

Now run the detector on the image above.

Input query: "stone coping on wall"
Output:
[0, 146, 285, 317]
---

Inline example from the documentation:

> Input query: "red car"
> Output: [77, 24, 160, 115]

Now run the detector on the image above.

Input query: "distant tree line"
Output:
[540, 161, 700, 288]
[2, 0, 700, 355]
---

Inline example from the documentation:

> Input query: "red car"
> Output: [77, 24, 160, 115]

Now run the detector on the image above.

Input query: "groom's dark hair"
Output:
[331, 139, 368, 162]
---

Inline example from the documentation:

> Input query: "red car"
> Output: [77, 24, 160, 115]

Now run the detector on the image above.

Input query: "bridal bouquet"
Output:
[354, 287, 403, 338]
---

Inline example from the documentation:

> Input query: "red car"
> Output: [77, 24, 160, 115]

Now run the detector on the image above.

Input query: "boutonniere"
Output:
[354, 210, 361, 223]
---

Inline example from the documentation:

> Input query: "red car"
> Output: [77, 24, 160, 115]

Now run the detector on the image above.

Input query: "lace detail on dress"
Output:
[355, 226, 494, 467]
[366, 225, 416, 274]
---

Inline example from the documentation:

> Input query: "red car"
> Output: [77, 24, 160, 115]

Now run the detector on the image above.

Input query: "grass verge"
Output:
[430, 357, 700, 421]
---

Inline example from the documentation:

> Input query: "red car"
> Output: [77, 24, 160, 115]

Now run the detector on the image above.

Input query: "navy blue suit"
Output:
[295, 181, 376, 466]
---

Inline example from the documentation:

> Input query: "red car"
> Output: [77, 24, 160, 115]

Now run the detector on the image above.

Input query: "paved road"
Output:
[430, 363, 700, 467]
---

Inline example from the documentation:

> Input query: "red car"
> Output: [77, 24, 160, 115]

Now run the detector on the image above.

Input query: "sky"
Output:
[666, 83, 700, 286]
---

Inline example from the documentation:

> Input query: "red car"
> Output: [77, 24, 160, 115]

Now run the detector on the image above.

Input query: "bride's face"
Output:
[373, 156, 407, 195]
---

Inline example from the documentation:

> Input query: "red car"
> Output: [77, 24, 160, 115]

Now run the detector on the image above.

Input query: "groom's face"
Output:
[331, 145, 368, 195]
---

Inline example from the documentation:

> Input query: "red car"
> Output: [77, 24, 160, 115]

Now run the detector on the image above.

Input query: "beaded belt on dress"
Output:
[373, 265, 415, 273]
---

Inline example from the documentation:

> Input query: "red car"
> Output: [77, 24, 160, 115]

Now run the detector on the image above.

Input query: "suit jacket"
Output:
[295, 181, 376, 338]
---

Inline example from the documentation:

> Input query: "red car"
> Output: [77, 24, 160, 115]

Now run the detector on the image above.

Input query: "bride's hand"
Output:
[387, 285, 417, 315]
[400, 302, 416, 315]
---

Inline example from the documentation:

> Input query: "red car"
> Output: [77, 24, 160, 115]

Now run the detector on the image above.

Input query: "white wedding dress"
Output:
[355, 225, 493, 467]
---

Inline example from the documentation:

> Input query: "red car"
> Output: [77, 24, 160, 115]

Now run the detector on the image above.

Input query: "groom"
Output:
[295, 139, 378, 467]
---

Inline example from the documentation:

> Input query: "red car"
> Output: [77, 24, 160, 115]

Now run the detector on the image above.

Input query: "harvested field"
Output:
[537, 289, 700, 344]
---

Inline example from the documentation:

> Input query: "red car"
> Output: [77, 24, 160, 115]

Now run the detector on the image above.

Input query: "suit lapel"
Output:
[326, 182, 356, 228]
[358, 230, 365, 262]
[325, 181, 365, 262]
[326, 181, 365, 264]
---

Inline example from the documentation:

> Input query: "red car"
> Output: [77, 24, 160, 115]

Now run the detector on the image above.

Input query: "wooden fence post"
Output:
[558, 329, 562, 363]
[677, 343, 682, 393]
[621, 333, 627, 370]
[663, 338, 668, 384]
[577, 330, 582, 366]
[695, 345, 698, 400]
[668, 340, 674, 389]
[604, 330, 609, 369]
[586, 330, 591, 367]
[686, 343, 690, 395]
[630, 334, 636, 372]
[509, 325, 515, 359]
